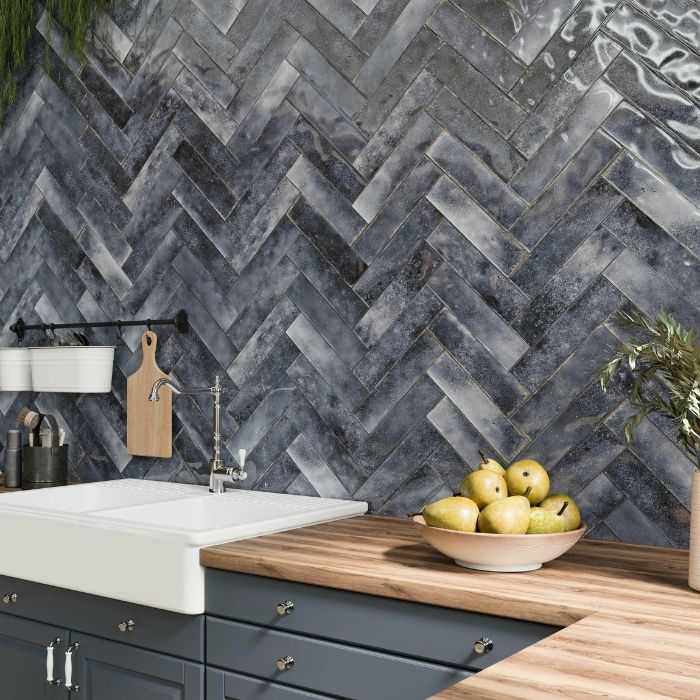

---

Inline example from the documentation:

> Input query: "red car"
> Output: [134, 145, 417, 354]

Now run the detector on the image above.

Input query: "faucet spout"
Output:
[146, 375, 247, 493]
[149, 377, 183, 402]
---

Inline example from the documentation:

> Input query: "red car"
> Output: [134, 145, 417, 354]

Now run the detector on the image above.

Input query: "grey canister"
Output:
[21, 445, 68, 489]
[3, 429, 22, 488]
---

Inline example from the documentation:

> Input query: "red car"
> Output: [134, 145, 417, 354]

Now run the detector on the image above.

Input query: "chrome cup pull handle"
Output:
[46, 638, 62, 686]
[65, 642, 80, 692]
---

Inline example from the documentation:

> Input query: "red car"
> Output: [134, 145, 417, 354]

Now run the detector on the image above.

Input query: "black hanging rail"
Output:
[10, 310, 189, 342]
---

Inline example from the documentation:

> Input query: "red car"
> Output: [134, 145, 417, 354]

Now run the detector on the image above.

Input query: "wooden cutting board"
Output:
[127, 331, 172, 457]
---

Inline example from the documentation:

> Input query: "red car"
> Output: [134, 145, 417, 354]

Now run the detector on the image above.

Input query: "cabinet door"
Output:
[71, 633, 203, 700]
[207, 668, 332, 700]
[0, 611, 69, 700]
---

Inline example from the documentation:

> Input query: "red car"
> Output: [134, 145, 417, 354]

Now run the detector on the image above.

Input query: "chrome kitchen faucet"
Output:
[148, 375, 247, 493]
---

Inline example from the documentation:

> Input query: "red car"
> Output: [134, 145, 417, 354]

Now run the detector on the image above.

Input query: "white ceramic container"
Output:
[413, 515, 586, 572]
[29, 346, 115, 393]
[0, 348, 32, 391]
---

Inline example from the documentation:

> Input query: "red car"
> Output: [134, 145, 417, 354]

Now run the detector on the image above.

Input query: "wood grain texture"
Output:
[201, 515, 700, 699]
[126, 331, 172, 458]
[689, 472, 700, 591]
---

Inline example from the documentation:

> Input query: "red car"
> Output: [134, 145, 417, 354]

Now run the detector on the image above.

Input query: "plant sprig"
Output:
[0, 0, 112, 124]
[600, 311, 700, 470]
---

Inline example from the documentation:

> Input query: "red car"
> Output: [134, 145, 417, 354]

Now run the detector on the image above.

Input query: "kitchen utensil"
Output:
[3, 429, 22, 487]
[21, 413, 67, 489]
[17, 407, 41, 430]
[412, 515, 586, 572]
[127, 331, 172, 458]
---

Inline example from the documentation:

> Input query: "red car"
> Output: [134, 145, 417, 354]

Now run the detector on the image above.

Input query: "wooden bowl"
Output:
[413, 515, 587, 572]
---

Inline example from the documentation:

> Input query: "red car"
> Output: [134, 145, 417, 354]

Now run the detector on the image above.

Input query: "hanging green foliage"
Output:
[0, 0, 111, 122]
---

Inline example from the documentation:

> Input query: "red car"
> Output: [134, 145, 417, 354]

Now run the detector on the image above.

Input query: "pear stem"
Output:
[557, 502, 569, 517]
[524, 485, 533, 498]
[407, 511, 422, 518]
[479, 450, 487, 463]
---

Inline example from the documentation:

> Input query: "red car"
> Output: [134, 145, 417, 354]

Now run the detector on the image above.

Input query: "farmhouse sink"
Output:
[0, 480, 366, 614]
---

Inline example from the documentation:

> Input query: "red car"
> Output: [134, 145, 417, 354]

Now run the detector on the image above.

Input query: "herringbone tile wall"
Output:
[0, 0, 698, 546]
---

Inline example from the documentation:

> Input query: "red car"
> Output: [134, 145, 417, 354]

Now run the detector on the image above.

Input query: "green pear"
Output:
[460, 469, 507, 510]
[504, 459, 550, 505]
[477, 491, 531, 534]
[539, 495, 581, 532]
[422, 496, 479, 532]
[478, 450, 506, 476]
[527, 507, 565, 534]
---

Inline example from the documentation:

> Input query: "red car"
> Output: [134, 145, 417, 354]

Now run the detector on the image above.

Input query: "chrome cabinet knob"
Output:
[276, 655, 294, 671]
[276, 600, 294, 616]
[118, 619, 135, 633]
[473, 637, 493, 655]
[3, 593, 18, 604]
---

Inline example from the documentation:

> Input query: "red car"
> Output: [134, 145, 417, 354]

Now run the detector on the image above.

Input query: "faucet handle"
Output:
[238, 448, 247, 466]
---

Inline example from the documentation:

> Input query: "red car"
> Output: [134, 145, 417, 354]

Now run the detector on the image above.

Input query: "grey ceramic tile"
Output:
[511, 178, 622, 296]
[604, 52, 700, 153]
[354, 332, 442, 432]
[512, 226, 623, 344]
[510, 130, 621, 248]
[287, 274, 367, 367]
[355, 243, 440, 346]
[427, 44, 526, 136]
[354, 0, 440, 95]
[428, 354, 526, 460]
[429, 131, 527, 226]
[429, 2, 524, 90]
[429, 263, 529, 370]
[430, 308, 529, 413]
[427, 88, 525, 181]
[287, 36, 365, 120]
[173, 32, 237, 107]
[605, 3, 700, 101]
[356, 25, 441, 136]
[604, 199, 700, 309]
[604, 151, 700, 258]
[353, 112, 441, 222]
[510, 81, 622, 202]
[603, 102, 700, 209]
[452, 0, 524, 44]
[287, 314, 367, 409]
[354, 157, 442, 263]
[508, 0, 580, 64]
[287, 156, 365, 244]
[287, 78, 367, 160]
[509, 34, 622, 157]
[512, 277, 622, 391]
[512, 325, 618, 436]
[354, 70, 441, 178]
[603, 248, 700, 330]
[427, 220, 527, 321]
[427, 176, 526, 275]
[510, 0, 618, 111]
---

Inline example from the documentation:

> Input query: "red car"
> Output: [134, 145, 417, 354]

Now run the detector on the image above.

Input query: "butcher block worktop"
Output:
[201, 515, 700, 700]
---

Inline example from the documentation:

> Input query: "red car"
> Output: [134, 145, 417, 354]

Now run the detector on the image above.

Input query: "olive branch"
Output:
[600, 311, 700, 471]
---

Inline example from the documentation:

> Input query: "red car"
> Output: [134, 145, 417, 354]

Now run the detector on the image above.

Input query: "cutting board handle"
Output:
[141, 331, 158, 365]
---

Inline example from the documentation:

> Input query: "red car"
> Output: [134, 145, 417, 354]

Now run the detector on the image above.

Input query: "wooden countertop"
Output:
[201, 515, 700, 700]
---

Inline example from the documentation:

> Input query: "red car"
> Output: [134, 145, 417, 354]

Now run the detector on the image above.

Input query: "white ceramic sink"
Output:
[0, 480, 366, 614]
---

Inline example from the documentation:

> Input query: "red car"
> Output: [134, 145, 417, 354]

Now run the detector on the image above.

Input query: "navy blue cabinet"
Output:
[0, 570, 558, 699]
[0, 614, 68, 699]
[73, 634, 204, 699]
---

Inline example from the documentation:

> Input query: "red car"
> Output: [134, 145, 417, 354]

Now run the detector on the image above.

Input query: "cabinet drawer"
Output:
[0, 575, 204, 662]
[207, 668, 334, 700]
[205, 570, 557, 670]
[207, 616, 469, 700]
